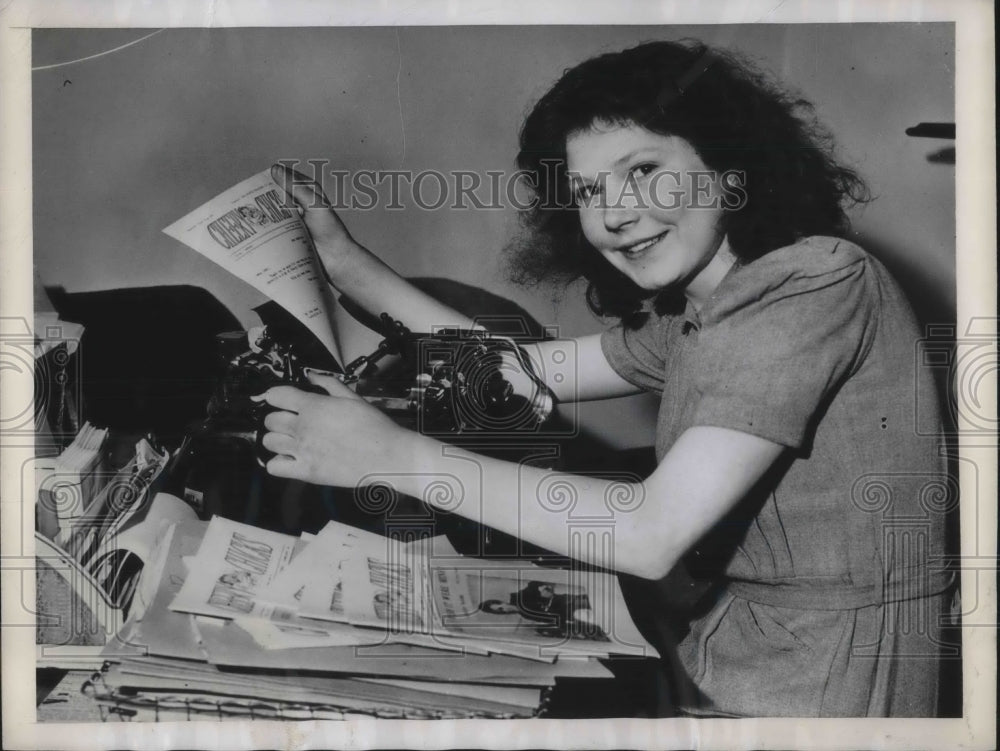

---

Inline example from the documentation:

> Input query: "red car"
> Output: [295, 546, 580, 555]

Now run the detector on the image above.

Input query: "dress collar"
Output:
[682, 257, 745, 331]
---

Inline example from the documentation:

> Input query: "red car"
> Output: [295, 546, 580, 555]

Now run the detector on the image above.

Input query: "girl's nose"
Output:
[601, 177, 641, 232]
[602, 202, 640, 232]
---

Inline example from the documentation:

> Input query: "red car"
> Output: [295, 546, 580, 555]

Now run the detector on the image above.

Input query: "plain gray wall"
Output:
[32, 25, 955, 448]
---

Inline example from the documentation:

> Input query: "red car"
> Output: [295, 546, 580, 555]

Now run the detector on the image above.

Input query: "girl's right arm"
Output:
[272, 163, 480, 334]
[272, 163, 640, 403]
[522, 335, 641, 402]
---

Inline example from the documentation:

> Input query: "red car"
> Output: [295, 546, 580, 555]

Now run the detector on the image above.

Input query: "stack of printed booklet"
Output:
[92, 516, 657, 720]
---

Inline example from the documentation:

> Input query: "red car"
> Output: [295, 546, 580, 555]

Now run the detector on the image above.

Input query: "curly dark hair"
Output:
[508, 39, 870, 321]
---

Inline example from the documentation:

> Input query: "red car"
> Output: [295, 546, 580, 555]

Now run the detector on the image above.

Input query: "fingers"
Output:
[263, 409, 297, 434]
[270, 163, 353, 250]
[257, 380, 358, 414]
[266, 455, 299, 479]
[257, 385, 310, 412]
[260, 430, 297, 456]
[306, 370, 363, 401]
[270, 163, 331, 210]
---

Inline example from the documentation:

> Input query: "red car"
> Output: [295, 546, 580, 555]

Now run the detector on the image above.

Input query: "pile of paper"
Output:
[36, 433, 176, 669]
[57, 437, 172, 607]
[47, 422, 108, 544]
[92, 517, 657, 720]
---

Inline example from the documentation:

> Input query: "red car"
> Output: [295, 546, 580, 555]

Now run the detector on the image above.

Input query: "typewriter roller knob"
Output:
[215, 331, 250, 365]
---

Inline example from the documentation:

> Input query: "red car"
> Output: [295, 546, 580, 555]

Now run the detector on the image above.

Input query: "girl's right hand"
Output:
[270, 162, 359, 282]
[268, 163, 481, 349]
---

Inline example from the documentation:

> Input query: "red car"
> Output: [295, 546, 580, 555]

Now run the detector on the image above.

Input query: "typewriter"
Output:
[161, 307, 560, 558]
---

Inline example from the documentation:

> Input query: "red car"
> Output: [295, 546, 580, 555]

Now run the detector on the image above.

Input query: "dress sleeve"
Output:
[692, 242, 879, 450]
[600, 312, 674, 393]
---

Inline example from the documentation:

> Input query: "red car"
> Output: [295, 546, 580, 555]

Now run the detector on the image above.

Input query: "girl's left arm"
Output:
[261, 373, 784, 580]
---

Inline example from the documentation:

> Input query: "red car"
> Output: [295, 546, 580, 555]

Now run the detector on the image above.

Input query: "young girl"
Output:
[259, 40, 952, 717]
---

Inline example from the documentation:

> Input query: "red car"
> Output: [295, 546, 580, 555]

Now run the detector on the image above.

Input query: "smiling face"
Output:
[565, 121, 735, 305]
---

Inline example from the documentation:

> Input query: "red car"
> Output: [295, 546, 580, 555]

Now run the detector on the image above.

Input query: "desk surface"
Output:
[37, 670, 103, 723]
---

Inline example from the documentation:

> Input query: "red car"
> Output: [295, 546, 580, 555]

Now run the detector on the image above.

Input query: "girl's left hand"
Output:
[257, 372, 416, 488]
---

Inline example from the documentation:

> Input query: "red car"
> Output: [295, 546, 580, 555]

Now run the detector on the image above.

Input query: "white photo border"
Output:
[1, 1, 994, 749]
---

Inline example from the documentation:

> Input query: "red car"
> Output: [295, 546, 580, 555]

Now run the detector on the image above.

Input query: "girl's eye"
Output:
[631, 163, 657, 179]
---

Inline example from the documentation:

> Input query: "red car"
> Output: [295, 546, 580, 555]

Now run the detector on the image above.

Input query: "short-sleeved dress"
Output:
[601, 236, 955, 717]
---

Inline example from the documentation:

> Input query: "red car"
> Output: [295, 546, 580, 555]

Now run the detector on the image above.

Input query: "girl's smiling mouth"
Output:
[619, 229, 670, 258]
